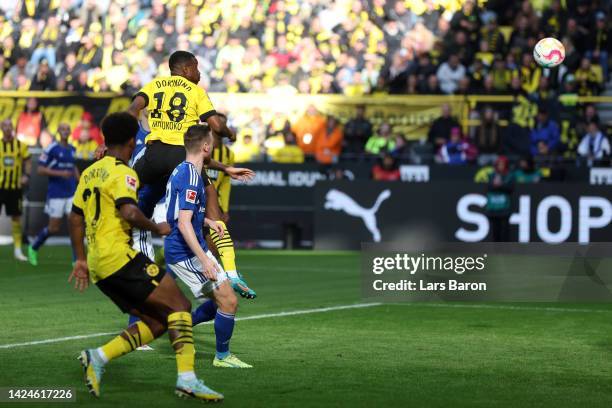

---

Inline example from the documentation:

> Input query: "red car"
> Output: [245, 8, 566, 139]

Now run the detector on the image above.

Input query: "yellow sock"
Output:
[168, 312, 195, 376]
[11, 220, 22, 252]
[209, 221, 237, 275]
[100, 321, 154, 362]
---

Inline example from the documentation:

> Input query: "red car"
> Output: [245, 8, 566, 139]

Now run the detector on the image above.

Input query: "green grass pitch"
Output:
[2, 246, 612, 407]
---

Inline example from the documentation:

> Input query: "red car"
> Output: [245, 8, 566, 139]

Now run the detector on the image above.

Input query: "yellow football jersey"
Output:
[0, 138, 30, 190]
[136, 75, 216, 146]
[207, 144, 234, 213]
[72, 156, 140, 283]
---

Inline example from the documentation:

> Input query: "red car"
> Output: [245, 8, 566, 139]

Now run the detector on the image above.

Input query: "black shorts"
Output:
[96, 253, 166, 313]
[0, 189, 22, 216]
[133, 141, 214, 187]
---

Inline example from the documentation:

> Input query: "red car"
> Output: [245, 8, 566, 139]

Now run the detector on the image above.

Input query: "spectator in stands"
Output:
[428, 103, 459, 150]
[16, 97, 49, 147]
[481, 12, 505, 56]
[72, 125, 98, 160]
[232, 131, 261, 163]
[574, 57, 604, 96]
[486, 156, 513, 242]
[422, 74, 443, 94]
[474, 106, 501, 165]
[30, 15, 60, 68]
[576, 104, 601, 136]
[343, 105, 373, 154]
[57, 53, 82, 91]
[450, 0, 480, 41]
[588, 12, 610, 82]
[436, 54, 466, 94]
[29, 60, 56, 91]
[439, 127, 475, 165]
[530, 107, 560, 156]
[77, 34, 102, 69]
[271, 132, 305, 164]
[366, 123, 395, 155]
[490, 56, 511, 92]
[71, 112, 102, 146]
[315, 116, 343, 165]
[541, 0, 566, 37]
[509, 14, 535, 54]
[292, 105, 325, 157]
[74, 71, 93, 92]
[381, 132, 402, 158]
[247, 108, 266, 146]
[577, 121, 610, 165]
[372, 152, 401, 181]
[3, 53, 34, 90]
[514, 156, 542, 183]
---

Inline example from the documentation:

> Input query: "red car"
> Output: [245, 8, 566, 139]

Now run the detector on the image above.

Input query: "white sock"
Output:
[95, 348, 109, 364]
[226, 270, 238, 279]
[179, 371, 196, 382]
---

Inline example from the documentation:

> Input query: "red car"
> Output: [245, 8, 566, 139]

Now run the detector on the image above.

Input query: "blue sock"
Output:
[214, 310, 235, 359]
[128, 315, 140, 326]
[32, 227, 49, 251]
[192, 300, 218, 326]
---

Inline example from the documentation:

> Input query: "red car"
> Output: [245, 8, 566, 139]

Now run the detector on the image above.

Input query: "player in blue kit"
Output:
[29, 123, 79, 266]
[165, 124, 251, 368]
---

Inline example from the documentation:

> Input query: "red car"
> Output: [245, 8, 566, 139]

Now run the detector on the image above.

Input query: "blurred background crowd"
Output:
[0, 0, 611, 180]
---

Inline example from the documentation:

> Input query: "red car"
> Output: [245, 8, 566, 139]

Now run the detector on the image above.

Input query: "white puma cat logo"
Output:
[324, 189, 391, 242]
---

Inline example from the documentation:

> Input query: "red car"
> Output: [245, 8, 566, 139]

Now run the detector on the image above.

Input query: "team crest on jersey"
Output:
[186, 189, 197, 203]
[146, 263, 159, 277]
[125, 175, 137, 191]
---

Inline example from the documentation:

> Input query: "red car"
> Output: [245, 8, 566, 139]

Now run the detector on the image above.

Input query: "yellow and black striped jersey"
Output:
[207, 144, 234, 213]
[0, 138, 30, 190]
[136, 75, 216, 146]
[72, 156, 140, 283]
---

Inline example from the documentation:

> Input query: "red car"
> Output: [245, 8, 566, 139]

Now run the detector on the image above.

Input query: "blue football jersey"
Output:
[38, 142, 77, 199]
[164, 161, 208, 264]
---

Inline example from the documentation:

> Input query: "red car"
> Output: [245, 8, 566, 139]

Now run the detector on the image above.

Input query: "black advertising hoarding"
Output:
[13, 157, 611, 247]
[314, 181, 612, 249]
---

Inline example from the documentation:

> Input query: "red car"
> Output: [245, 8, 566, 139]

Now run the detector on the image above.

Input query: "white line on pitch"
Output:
[0, 302, 382, 350]
[390, 302, 612, 314]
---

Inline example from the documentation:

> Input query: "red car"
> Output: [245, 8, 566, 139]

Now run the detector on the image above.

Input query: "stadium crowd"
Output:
[0, 0, 610, 174]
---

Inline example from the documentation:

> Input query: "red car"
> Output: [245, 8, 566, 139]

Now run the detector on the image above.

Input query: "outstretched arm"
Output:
[206, 159, 255, 181]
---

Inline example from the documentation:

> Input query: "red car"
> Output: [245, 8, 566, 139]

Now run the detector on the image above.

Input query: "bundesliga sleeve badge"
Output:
[186, 189, 197, 204]
[125, 175, 137, 191]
